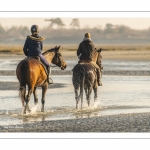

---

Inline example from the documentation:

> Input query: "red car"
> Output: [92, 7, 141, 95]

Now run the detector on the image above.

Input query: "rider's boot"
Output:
[97, 68, 102, 86]
[47, 66, 53, 84]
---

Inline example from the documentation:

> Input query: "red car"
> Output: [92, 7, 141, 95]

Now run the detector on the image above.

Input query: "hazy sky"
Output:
[0, 18, 150, 30]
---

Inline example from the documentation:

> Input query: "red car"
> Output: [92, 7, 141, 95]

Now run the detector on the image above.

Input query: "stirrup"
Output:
[47, 78, 53, 84]
[98, 81, 102, 86]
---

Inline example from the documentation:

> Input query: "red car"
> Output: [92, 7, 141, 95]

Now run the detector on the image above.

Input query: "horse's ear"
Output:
[55, 46, 58, 49]
[56, 45, 61, 52]
[97, 48, 102, 53]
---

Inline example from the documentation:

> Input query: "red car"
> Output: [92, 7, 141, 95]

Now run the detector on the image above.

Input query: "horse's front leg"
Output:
[74, 83, 80, 109]
[41, 83, 48, 112]
[33, 87, 38, 105]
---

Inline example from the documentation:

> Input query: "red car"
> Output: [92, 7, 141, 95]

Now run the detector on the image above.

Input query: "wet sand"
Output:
[0, 82, 65, 90]
[1, 50, 150, 132]
[1, 112, 150, 132]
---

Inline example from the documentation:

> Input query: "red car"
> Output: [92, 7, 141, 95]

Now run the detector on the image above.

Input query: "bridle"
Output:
[51, 51, 65, 68]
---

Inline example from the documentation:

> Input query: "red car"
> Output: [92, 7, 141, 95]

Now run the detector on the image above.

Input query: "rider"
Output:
[77, 33, 102, 86]
[23, 24, 53, 84]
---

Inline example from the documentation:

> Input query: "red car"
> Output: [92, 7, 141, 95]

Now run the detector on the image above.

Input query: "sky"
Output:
[0, 17, 150, 30]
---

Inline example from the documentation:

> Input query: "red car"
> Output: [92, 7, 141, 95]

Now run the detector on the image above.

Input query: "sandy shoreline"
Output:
[1, 112, 150, 132]
[1, 49, 150, 61]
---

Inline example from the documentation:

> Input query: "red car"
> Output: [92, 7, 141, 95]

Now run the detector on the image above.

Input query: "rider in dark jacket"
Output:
[77, 33, 102, 86]
[23, 25, 52, 84]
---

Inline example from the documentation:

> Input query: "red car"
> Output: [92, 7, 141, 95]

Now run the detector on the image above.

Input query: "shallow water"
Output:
[1, 58, 150, 71]
[0, 75, 150, 125]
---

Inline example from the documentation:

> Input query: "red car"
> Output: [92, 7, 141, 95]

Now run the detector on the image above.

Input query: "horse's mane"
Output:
[42, 48, 55, 55]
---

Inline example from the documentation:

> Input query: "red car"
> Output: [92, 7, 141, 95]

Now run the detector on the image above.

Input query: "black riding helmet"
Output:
[30, 25, 39, 33]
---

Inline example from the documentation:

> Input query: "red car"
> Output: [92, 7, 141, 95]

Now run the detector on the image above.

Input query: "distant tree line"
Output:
[0, 18, 150, 45]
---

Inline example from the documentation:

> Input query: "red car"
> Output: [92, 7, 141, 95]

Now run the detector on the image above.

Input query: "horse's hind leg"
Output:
[74, 84, 80, 109]
[41, 84, 48, 112]
[84, 87, 88, 100]
[24, 87, 33, 114]
[93, 84, 98, 102]
[33, 87, 38, 105]
[87, 87, 92, 107]
[19, 86, 26, 113]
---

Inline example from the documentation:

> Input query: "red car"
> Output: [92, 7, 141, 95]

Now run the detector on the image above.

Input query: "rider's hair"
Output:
[85, 33, 90, 38]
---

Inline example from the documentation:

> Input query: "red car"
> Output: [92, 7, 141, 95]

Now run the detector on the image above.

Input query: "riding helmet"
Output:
[30, 25, 39, 33]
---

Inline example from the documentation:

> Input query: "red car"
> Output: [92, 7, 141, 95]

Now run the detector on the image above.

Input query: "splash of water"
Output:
[86, 100, 100, 110]
[92, 100, 100, 108]
[30, 104, 40, 114]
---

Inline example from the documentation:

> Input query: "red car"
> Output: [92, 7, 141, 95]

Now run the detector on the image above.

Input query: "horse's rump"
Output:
[16, 58, 47, 87]
[72, 63, 96, 73]
[72, 63, 97, 85]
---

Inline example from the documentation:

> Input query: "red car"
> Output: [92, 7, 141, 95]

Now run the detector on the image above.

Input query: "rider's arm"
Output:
[41, 41, 43, 51]
[23, 38, 28, 56]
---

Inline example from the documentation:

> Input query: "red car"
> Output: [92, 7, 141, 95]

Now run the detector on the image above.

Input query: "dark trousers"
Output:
[38, 54, 49, 68]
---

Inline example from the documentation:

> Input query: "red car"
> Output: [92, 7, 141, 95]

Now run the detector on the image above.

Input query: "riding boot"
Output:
[97, 68, 102, 86]
[47, 66, 53, 84]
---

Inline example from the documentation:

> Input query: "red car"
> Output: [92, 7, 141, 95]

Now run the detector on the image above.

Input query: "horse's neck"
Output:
[43, 51, 55, 64]
[92, 52, 98, 63]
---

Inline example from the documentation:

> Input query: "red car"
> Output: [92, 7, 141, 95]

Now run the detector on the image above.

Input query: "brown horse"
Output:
[16, 46, 67, 114]
[72, 48, 102, 109]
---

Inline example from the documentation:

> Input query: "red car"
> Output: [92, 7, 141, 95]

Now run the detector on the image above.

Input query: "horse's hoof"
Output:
[76, 106, 79, 109]
[94, 98, 97, 101]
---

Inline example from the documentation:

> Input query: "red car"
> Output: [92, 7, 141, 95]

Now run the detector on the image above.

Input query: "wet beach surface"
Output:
[1, 112, 150, 132]
[1, 75, 150, 132]
[1, 52, 150, 132]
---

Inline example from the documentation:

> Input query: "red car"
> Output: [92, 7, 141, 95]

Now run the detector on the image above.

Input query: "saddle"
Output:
[78, 60, 91, 64]
[28, 56, 40, 61]
[27, 56, 48, 75]
[78, 60, 97, 71]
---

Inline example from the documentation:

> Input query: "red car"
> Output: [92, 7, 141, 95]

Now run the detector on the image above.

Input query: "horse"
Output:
[16, 46, 67, 114]
[72, 48, 102, 109]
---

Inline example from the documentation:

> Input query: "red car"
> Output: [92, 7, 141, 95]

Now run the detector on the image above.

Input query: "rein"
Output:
[43, 47, 65, 69]
[49, 51, 64, 68]
[50, 64, 58, 68]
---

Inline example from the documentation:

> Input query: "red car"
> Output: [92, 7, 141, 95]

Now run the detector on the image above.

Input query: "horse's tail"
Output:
[19, 60, 27, 107]
[80, 66, 85, 109]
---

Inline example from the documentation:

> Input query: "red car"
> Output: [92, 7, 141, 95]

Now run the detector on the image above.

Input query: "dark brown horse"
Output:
[16, 46, 67, 114]
[72, 48, 102, 109]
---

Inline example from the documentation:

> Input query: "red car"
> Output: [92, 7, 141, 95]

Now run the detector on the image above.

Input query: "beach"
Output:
[1, 49, 150, 132]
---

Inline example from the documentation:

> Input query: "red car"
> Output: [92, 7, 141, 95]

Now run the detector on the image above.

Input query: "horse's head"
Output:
[92, 48, 102, 67]
[52, 46, 67, 70]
